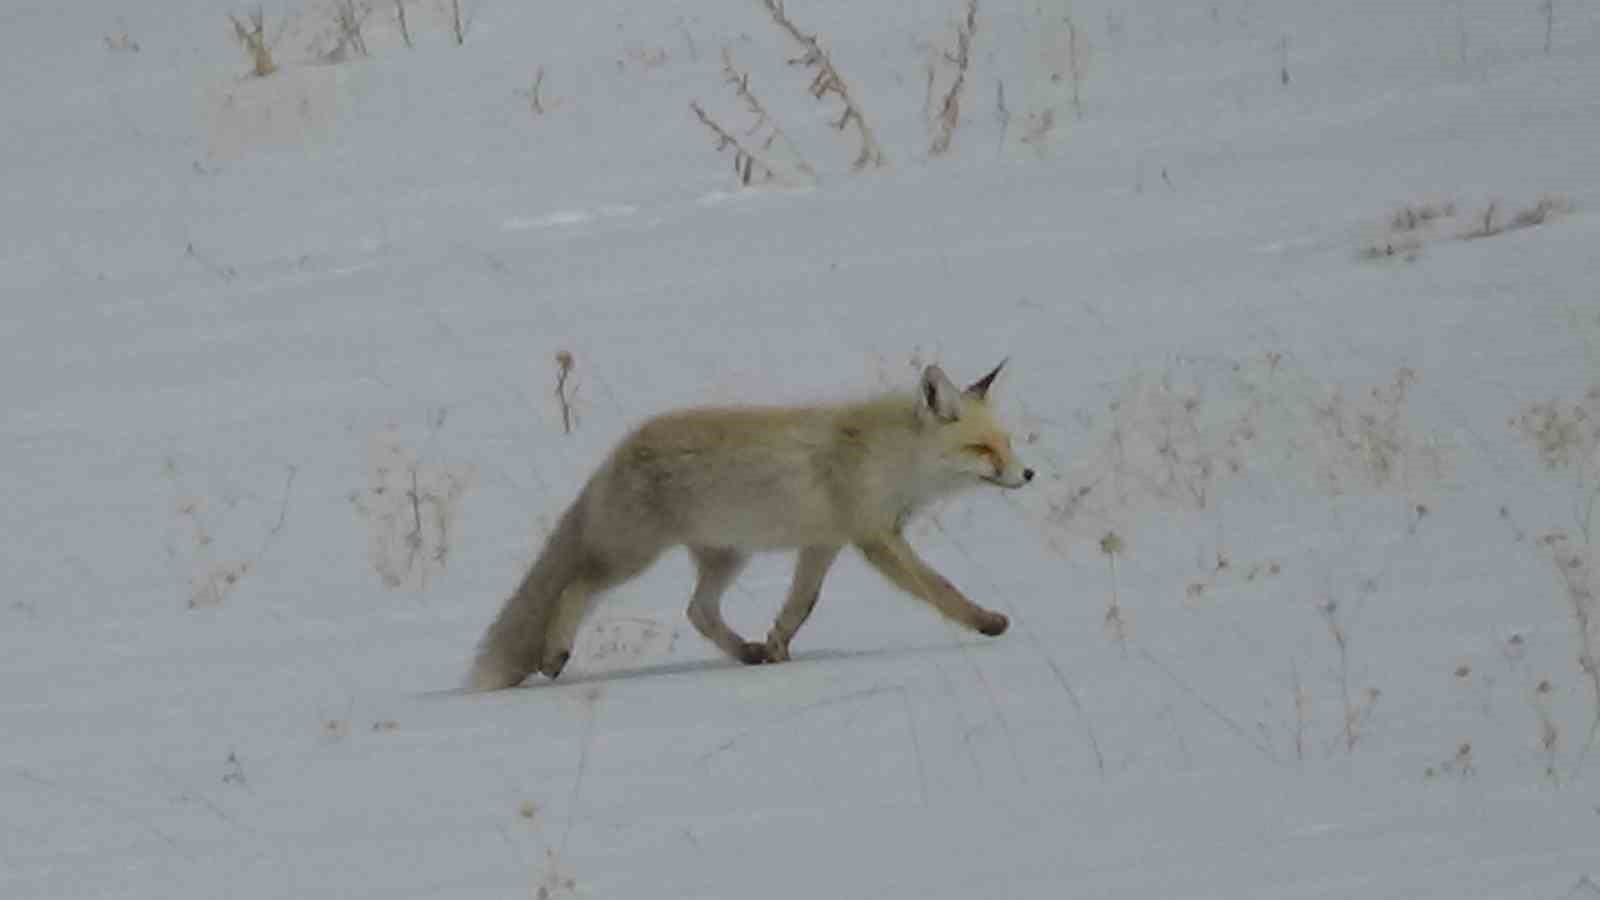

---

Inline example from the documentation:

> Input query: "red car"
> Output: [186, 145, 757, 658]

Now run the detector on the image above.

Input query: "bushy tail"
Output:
[467, 490, 589, 691]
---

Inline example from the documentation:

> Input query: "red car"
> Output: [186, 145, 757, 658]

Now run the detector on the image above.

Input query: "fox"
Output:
[468, 360, 1033, 691]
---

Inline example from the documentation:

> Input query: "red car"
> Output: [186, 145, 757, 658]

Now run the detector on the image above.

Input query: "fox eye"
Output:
[965, 443, 997, 460]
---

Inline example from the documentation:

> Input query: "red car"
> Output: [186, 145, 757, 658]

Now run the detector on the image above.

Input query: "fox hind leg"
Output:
[540, 549, 660, 679]
[686, 546, 766, 663]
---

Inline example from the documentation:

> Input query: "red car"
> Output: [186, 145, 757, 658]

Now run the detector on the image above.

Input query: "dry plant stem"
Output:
[1319, 600, 1366, 754]
[994, 80, 1010, 149]
[1066, 17, 1086, 119]
[406, 466, 424, 573]
[450, 0, 466, 45]
[761, 0, 886, 170]
[554, 351, 576, 434]
[229, 8, 278, 78]
[529, 67, 547, 115]
[1100, 533, 1127, 655]
[1291, 659, 1308, 763]
[1533, 680, 1562, 782]
[720, 48, 815, 180]
[689, 101, 780, 187]
[930, 0, 978, 156]
[1105, 554, 1126, 653]
[333, 0, 369, 57]
[396, 0, 412, 48]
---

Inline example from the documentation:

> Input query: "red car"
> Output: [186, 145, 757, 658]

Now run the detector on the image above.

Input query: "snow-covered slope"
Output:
[4, 1, 1599, 897]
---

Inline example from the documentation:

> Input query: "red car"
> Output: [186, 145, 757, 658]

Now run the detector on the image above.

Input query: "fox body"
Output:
[468, 362, 1032, 691]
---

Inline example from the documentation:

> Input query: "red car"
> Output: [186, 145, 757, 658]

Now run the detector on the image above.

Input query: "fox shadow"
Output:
[423, 638, 994, 699]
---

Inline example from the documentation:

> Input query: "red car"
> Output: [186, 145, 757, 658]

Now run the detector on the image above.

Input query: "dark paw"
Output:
[737, 642, 771, 665]
[539, 650, 571, 680]
[977, 613, 1009, 637]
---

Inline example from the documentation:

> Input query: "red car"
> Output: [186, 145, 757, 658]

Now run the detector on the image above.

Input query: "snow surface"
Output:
[4, 0, 1600, 897]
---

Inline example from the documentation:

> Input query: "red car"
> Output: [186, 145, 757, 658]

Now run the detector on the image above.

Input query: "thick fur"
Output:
[468, 363, 1032, 691]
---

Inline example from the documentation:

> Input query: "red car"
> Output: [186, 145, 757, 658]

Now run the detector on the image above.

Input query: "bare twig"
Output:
[994, 80, 1010, 149]
[1066, 17, 1087, 119]
[228, 7, 279, 78]
[449, 0, 467, 45]
[930, 0, 978, 156]
[554, 351, 577, 434]
[1317, 596, 1380, 755]
[761, 0, 885, 170]
[331, 0, 370, 58]
[396, 0, 413, 48]
[1100, 532, 1128, 655]
[1320, 597, 1358, 753]
[690, 100, 781, 187]
[719, 48, 815, 180]
[1541, 532, 1600, 752]
[522, 66, 547, 116]
[1291, 659, 1308, 763]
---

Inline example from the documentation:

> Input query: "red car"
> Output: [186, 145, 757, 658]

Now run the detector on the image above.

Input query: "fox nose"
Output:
[1022, 468, 1035, 483]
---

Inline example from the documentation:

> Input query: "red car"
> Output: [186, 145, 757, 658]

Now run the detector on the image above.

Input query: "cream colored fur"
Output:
[468, 363, 1032, 690]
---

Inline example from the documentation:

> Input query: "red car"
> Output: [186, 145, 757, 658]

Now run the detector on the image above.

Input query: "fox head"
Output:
[917, 361, 1034, 490]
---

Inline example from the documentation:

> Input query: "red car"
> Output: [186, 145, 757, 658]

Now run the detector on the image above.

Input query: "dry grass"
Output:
[395, 0, 413, 48]
[929, 0, 978, 157]
[554, 350, 577, 433]
[724, 48, 814, 180]
[1064, 17, 1088, 119]
[357, 422, 474, 591]
[691, 48, 816, 187]
[229, 7, 281, 78]
[518, 66, 557, 117]
[329, 0, 370, 60]
[1510, 193, 1573, 229]
[1514, 387, 1600, 758]
[447, 0, 467, 45]
[1389, 199, 1456, 232]
[1099, 531, 1128, 653]
[164, 458, 296, 610]
[1424, 740, 1476, 780]
[1317, 594, 1381, 754]
[1364, 194, 1572, 260]
[690, 101, 782, 187]
[761, 0, 885, 170]
[1516, 397, 1595, 470]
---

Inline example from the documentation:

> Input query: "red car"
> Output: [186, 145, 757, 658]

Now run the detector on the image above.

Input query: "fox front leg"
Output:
[855, 534, 1009, 637]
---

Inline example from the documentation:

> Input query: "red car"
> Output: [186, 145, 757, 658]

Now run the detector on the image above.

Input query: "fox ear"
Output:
[965, 358, 1007, 402]
[919, 365, 962, 423]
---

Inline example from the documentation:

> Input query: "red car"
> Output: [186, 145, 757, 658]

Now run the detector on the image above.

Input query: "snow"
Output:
[4, 0, 1600, 897]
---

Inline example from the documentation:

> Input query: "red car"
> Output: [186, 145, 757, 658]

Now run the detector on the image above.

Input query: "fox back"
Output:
[585, 364, 1031, 552]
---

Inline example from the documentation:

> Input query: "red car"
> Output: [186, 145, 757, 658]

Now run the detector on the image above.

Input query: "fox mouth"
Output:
[982, 475, 1026, 489]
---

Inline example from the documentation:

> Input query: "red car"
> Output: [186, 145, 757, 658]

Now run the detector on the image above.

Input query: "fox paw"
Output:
[737, 642, 772, 665]
[467, 659, 530, 692]
[539, 649, 571, 680]
[976, 612, 1009, 637]
[762, 638, 792, 663]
